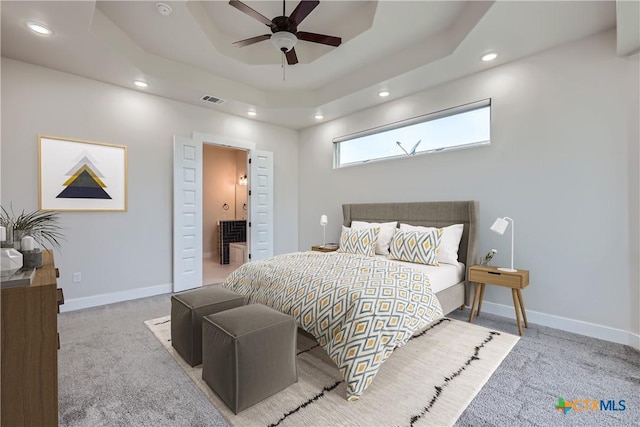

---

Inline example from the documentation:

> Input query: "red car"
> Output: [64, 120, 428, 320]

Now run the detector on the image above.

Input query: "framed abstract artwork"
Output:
[39, 135, 128, 211]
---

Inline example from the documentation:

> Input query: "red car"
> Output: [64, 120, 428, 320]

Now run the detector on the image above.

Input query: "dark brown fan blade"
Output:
[229, 0, 275, 28]
[289, 0, 319, 26]
[297, 31, 341, 47]
[232, 34, 271, 47]
[285, 48, 298, 65]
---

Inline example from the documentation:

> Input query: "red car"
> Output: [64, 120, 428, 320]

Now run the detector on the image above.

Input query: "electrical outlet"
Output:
[72, 272, 81, 283]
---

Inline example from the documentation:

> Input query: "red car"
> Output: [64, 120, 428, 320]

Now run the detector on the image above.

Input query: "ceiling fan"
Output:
[229, 0, 342, 65]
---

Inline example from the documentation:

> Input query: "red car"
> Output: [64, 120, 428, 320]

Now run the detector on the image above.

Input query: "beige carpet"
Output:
[145, 316, 518, 427]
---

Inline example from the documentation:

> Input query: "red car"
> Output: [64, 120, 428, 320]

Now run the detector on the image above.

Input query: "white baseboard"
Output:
[61, 283, 173, 312]
[57, 286, 640, 351]
[481, 301, 640, 350]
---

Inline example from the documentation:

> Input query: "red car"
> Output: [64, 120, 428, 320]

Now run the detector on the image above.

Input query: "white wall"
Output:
[1, 58, 298, 309]
[298, 30, 639, 347]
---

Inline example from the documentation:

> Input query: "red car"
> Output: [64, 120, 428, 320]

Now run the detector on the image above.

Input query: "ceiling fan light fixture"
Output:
[271, 31, 298, 53]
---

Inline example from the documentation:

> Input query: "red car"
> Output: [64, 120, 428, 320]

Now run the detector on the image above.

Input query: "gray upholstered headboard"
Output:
[342, 201, 479, 271]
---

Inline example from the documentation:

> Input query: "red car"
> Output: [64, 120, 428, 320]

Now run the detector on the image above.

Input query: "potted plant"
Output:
[480, 249, 497, 266]
[0, 206, 64, 267]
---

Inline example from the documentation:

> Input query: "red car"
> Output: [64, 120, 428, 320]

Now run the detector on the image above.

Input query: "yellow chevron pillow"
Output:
[337, 226, 380, 257]
[388, 228, 442, 265]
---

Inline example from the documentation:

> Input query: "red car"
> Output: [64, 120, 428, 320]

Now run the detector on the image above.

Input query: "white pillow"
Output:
[351, 221, 397, 255]
[399, 223, 464, 265]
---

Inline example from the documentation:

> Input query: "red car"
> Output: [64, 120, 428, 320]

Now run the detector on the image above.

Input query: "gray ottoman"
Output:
[171, 286, 245, 367]
[202, 304, 298, 414]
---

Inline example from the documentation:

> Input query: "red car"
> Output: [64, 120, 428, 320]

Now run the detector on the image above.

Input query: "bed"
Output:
[342, 201, 478, 314]
[222, 201, 478, 401]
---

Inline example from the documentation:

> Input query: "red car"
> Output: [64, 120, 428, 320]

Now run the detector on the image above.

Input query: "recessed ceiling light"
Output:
[156, 3, 173, 16]
[378, 90, 390, 97]
[314, 114, 324, 120]
[25, 21, 53, 36]
[133, 80, 149, 88]
[247, 110, 257, 117]
[481, 52, 498, 62]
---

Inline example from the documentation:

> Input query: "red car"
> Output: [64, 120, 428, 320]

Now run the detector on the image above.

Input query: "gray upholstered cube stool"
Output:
[171, 286, 245, 367]
[202, 303, 298, 414]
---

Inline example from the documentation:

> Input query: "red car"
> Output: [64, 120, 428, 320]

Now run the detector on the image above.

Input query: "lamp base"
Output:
[498, 267, 517, 272]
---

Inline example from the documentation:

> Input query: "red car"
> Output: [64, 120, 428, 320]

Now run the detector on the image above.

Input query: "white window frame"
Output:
[333, 99, 491, 168]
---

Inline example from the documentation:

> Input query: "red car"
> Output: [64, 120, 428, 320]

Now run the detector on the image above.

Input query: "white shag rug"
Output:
[145, 316, 519, 427]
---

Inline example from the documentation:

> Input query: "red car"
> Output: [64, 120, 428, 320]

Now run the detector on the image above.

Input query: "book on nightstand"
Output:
[0, 267, 36, 289]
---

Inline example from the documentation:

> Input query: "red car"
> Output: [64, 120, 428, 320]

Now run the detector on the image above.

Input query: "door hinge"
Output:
[249, 222, 252, 227]
[249, 190, 251, 196]
[249, 253, 252, 260]
[249, 158, 252, 164]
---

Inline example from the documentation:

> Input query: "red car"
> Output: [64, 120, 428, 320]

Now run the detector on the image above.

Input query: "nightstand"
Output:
[468, 265, 530, 335]
[311, 245, 338, 253]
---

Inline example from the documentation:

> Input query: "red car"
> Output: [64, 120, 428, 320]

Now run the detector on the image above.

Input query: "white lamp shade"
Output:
[490, 217, 509, 235]
[320, 215, 328, 226]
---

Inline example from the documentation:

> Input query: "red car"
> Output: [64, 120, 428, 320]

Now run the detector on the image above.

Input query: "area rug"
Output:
[145, 316, 519, 427]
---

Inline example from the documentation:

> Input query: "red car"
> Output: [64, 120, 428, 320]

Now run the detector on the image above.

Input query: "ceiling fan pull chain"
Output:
[282, 52, 286, 81]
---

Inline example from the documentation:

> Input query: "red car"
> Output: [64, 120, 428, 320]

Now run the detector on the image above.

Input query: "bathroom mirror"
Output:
[235, 185, 248, 220]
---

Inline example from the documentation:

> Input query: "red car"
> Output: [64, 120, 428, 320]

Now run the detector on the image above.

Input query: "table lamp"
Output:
[320, 215, 328, 247]
[490, 216, 516, 272]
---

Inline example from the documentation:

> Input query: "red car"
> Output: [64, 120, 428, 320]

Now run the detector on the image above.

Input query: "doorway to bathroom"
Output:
[202, 144, 248, 285]
[173, 132, 274, 293]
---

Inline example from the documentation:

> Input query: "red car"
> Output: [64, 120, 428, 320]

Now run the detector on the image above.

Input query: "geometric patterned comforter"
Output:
[222, 251, 443, 401]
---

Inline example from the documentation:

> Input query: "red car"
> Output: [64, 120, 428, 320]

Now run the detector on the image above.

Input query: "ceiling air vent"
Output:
[201, 95, 226, 105]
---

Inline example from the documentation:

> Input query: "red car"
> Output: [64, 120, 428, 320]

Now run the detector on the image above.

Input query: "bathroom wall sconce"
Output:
[239, 175, 247, 185]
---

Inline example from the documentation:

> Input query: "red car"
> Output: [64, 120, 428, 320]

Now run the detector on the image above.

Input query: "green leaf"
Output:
[1, 204, 65, 250]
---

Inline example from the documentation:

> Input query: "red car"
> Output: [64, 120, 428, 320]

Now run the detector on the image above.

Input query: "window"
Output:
[333, 99, 491, 168]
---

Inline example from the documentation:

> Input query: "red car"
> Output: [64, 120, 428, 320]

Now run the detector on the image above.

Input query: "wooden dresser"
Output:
[1, 250, 62, 426]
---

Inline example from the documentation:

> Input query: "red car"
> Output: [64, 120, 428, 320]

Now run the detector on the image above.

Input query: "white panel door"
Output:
[173, 136, 202, 292]
[248, 150, 273, 261]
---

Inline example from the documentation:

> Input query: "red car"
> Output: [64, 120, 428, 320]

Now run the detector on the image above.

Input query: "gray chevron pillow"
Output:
[388, 228, 442, 265]
[337, 226, 380, 257]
